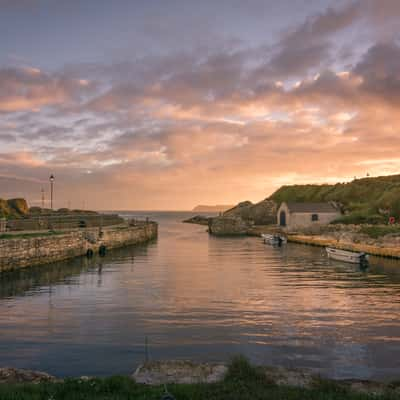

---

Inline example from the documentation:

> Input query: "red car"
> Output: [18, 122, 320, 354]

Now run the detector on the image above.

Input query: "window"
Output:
[311, 214, 319, 221]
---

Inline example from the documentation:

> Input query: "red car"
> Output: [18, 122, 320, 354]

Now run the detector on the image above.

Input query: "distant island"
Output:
[192, 205, 234, 212]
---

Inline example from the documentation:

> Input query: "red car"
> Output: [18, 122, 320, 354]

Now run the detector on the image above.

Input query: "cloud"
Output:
[0, 67, 94, 113]
[2, 2, 400, 209]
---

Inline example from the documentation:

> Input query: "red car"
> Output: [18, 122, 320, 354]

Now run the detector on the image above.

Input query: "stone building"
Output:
[277, 202, 341, 230]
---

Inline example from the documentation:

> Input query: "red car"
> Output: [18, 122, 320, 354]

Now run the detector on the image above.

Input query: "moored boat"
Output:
[261, 233, 287, 246]
[326, 247, 369, 264]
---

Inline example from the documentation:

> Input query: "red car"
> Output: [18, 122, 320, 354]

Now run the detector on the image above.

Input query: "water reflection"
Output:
[0, 245, 150, 299]
[0, 212, 400, 380]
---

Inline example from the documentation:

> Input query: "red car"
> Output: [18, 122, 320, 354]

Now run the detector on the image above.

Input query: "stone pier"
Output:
[0, 222, 158, 272]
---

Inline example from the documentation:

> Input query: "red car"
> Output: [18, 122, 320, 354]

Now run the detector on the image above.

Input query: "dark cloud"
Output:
[253, 2, 360, 79]
[353, 42, 400, 105]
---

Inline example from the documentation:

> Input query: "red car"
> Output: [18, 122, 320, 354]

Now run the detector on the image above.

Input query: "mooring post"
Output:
[145, 336, 149, 363]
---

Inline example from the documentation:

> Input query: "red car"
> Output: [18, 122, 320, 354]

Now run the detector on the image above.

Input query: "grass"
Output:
[269, 174, 400, 224]
[331, 211, 386, 225]
[359, 225, 400, 238]
[0, 357, 397, 400]
[0, 231, 64, 240]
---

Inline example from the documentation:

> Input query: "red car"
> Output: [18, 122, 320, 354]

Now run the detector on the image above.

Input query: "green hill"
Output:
[269, 174, 400, 224]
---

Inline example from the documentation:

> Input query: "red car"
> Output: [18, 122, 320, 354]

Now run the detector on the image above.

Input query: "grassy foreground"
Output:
[0, 357, 398, 400]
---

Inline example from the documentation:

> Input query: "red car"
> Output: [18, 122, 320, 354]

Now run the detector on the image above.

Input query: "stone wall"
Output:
[287, 233, 400, 259]
[277, 202, 340, 230]
[287, 212, 340, 230]
[6, 214, 124, 231]
[0, 222, 157, 272]
[208, 216, 252, 236]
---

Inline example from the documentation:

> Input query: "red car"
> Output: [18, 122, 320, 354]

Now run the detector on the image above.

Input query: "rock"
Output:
[133, 361, 228, 385]
[7, 198, 29, 216]
[208, 216, 251, 235]
[0, 199, 10, 218]
[223, 199, 277, 225]
[1, 198, 30, 219]
[264, 366, 316, 388]
[342, 379, 387, 396]
[0, 368, 56, 384]
[132, 361, 398, 396]
[182, 215, 211, 225]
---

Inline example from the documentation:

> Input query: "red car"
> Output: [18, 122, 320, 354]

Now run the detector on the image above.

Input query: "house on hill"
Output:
[277, 202, 341, 230]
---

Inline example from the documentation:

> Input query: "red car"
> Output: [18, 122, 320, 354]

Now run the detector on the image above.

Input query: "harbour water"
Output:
[1, 211, 400, 380]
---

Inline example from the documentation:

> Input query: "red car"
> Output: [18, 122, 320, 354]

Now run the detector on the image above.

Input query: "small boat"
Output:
[326, 247, 369, 264]
[261, 233, 287, 246]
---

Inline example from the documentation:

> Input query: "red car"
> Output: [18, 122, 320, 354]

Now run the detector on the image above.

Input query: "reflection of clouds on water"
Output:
[1, 212, 400, 379]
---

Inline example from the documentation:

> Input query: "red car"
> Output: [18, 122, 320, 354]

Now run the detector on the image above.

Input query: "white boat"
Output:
[326, 247, 369, 264]
[261, 233, 287, 246]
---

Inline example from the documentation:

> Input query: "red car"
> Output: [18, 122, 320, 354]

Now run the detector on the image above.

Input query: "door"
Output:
[279, 211, 286, 227]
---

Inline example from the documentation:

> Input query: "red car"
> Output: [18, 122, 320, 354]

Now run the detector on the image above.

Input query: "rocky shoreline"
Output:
[182, 215, 211, 225]
[1, 362, 399, 397]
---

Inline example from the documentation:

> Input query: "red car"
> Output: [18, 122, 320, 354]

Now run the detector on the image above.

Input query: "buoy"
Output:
[86, 249, 94, 258]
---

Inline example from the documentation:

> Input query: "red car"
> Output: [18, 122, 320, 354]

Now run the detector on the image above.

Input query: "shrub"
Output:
[360, 225, 400, 238]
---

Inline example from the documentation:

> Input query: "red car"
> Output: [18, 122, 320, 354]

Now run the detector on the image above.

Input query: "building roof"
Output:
[284, 202, 339, 213]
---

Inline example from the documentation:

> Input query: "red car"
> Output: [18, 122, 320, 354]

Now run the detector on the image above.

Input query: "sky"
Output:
[0, 0, 400, 210]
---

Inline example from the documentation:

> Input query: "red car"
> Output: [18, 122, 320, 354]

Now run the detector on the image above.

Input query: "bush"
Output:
[225, 356, 267, 384]
[360, 225, 400, 238]
[331, 211, 385, 225]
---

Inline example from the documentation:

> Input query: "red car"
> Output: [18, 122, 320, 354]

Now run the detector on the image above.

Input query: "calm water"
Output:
[1, 212, 400, 380]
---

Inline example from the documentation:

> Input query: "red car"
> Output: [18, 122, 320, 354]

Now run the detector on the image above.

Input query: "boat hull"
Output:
[326, 247, 368, 264]
[261, 234, 287, 246]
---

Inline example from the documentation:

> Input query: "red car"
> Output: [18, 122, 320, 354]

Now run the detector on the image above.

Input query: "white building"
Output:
[277, 202, 341, 230]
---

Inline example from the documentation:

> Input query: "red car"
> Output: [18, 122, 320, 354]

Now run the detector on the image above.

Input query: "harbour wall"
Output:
[287, 234, 400, 259]
[0, 222, 158, 272]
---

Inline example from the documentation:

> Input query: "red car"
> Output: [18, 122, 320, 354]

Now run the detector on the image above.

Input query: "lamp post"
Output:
[49, 174, 55, 210]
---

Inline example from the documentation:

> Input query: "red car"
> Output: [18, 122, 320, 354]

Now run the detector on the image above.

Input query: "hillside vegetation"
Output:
[0, 199, 29, 219]
[269, 174, 400, 224]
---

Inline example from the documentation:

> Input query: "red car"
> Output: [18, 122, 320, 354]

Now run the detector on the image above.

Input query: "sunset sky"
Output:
[1, 0, 400, 210]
